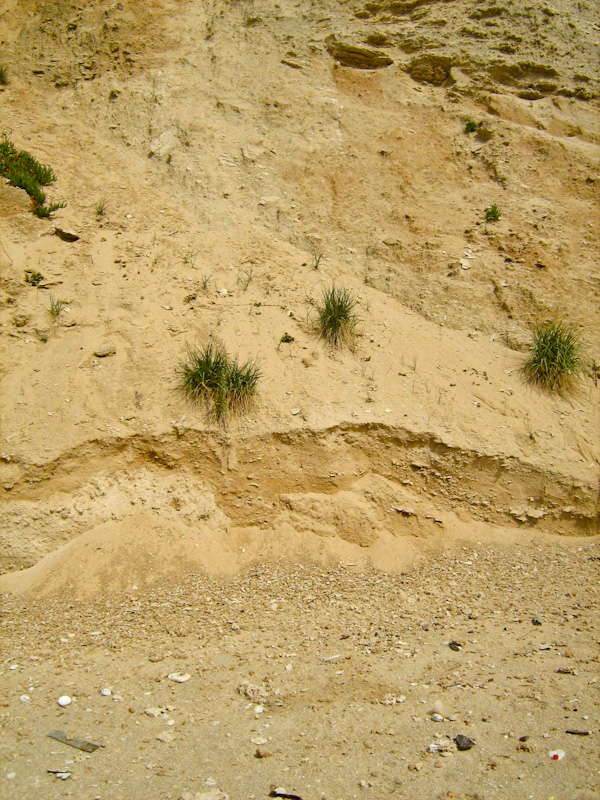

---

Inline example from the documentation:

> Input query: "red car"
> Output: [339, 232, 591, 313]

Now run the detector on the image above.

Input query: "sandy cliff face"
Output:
[0, 0, 598, 579]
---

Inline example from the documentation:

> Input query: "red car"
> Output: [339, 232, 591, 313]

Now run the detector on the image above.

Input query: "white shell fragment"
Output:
[57, 695, 72, 707]
[100, 688, 112, 697]
[168, 672, 190, 683]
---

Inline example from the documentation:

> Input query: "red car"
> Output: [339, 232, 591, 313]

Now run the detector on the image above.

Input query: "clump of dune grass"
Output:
[0, 134, 66, 217]
[177, 339, 260, 422]
[522, 319, 586, 393]
[314, 285, 359, 348]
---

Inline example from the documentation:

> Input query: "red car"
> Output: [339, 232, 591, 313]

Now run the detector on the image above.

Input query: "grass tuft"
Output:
[177, 339, 260, 422]
[522, 319, 586, 393]
[24, 270, 44, 286]
[0, 134, 66, 217]
[95, 198, 107, 218]
[485, 204, 501, 222]
[48, 295, 66, 320]
[315, 285, 359, 348]
[465, 119, 477, 133]
[0, 66, 8, 86]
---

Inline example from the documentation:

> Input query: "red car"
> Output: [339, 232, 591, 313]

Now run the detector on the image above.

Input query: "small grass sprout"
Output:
[0, 66, 8, 86]
[95, 198, 107, 218]
[485, 204, 501, 222]
[237, 267, 254, 291]
[48, 295, 65, 320]
[177, 339, 260, 422]
[522, 319, 586, 393]
[315, 284, 359, 348]
[465, 119, 477, 133]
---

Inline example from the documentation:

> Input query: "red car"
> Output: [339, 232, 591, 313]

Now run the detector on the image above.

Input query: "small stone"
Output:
[532, 616, 542, 626]
[429, 700, 458, 720]
[6, 772, 16, 780]
[53, 226, 80, 242]
[251, 736, 268, 745]
[57, 695, 72, 707]
[517, 739, 537, 753]
[290, 408, 301, 416]
[19, 695, 30, 703]
[431, 713, 444, 722]
[255, 747, 272, 758]
[157, 731, 176, 743]
[100, 688, 112, 697]
[455, 734, 475, 751]
[94, 343, 116, 358]
[55, 772, 71, 780]
[448, 641, 463, 651]
[145, 707, 163, 717]
[168, 673, 191, 683]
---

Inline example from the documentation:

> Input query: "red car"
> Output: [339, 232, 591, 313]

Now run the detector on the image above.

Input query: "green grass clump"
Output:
[465, 119, 477, 133]
[177, 339, 260, 422]
[24, 270, 44, 286]
[315, 285, 358, 347]
[485, 204, 501, 221]
[522, 319, 586, 393]
[48, 295, 66, 320]
[0, 135, 66, 217]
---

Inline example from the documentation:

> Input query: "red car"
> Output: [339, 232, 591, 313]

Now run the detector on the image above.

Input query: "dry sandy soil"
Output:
[0, 1, 599, 798]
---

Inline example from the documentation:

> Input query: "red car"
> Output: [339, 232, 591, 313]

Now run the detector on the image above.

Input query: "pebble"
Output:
[455, 734, 475, 751]
[168, 673, 191, 683]
[157, 731, 176, 743]
[145, 707, 163, 718]
[19, 695, 30, 703]
[429, 700, 458, 720]
[57, 695, 72, 707]
[94, 343, 117, 358]
[101, 688, 112, 697]
[251, 736, 268, 745]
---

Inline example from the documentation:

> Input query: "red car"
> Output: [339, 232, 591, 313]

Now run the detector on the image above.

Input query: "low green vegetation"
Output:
[315, 285, 359, 348]
[465, 119, 477, 133]
[0, 66, 8, 86]
[48, 295, 65, 320]
[177, 339, 260, 422]
[95, 198, 107, 218]
[485, 204, 501, 222]
[0, 135, 66, 218]
[522, 319, 586, 393]
[24, 270, 44, 286]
